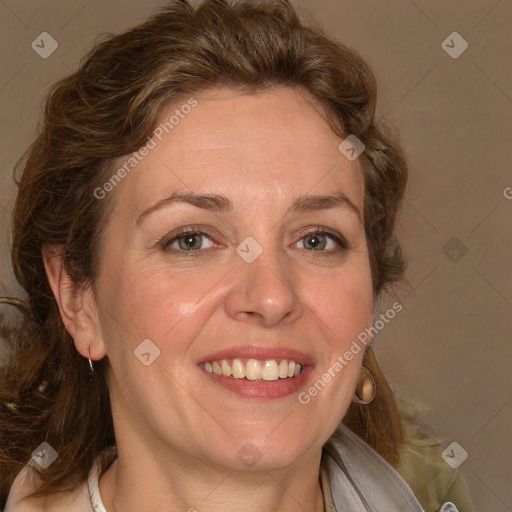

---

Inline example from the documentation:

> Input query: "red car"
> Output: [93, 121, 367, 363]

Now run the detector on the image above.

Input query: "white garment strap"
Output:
[87, 459, 107, 512]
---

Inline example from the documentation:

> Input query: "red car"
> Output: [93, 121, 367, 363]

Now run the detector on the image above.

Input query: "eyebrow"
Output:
[135, 191, 362, 225]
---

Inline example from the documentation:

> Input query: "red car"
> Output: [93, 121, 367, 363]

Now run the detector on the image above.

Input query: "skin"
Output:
[43, 87, 375, 512]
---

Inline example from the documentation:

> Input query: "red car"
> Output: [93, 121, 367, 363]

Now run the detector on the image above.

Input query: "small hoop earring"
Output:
[87, 350, 94, 383]
[352, 365, 376, 405]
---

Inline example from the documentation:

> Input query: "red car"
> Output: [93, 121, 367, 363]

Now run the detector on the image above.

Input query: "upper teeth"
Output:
[203, 359, 302, 380]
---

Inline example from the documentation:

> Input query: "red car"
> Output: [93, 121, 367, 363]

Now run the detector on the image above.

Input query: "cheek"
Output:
[295, 268, 372, 436]
[308, 263, 374, 345]
[98, 261, 226, 351]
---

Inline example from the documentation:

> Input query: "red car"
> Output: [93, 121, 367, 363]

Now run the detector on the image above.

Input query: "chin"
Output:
[201, 432, 320, 473]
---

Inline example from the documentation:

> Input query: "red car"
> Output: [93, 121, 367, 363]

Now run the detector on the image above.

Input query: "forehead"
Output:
[108, 87, 364, 216]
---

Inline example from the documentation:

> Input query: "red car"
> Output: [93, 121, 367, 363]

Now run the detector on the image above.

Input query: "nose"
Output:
[224, 239, 302, 328]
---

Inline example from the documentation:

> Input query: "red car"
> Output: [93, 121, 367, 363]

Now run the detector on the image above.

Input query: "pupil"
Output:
[309, 235, 321, 249]
[184, 234, 199, 250]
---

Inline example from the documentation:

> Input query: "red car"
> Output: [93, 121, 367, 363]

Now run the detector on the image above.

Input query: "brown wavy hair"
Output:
[0, 0, 408, 506]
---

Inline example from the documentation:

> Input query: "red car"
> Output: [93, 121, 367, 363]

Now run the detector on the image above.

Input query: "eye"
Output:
[161, 229, 216, 254]
[159, 226, 349, 256]
[295, 229, 348, 253]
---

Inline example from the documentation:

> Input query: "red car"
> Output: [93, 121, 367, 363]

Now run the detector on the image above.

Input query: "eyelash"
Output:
[158, 226, 349, 257]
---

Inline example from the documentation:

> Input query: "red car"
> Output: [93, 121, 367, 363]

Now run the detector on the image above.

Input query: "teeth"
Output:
[202, 358, 303, 380]
[221, 360, 232, 377]
[245, 359, 261, 380]
[262, 360, 279, 381]
[232, 358, 245, 379]
[279, 359, 289, 378]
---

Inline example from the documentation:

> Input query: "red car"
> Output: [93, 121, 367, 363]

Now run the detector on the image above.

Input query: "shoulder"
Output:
[397, 408, 476, 512]
[4, 461, 93, 512]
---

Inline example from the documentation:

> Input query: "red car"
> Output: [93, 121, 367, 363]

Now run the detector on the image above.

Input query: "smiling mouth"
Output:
[201, 358, 303, 381]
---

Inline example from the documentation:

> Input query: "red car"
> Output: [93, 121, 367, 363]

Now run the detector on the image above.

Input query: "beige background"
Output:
[0, 1, 510, 510]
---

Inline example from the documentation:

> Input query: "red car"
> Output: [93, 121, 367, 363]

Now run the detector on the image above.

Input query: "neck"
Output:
[99, 442, 326, 512]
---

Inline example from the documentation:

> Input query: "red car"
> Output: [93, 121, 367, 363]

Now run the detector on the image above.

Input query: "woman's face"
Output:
[90, 87, 375, 471]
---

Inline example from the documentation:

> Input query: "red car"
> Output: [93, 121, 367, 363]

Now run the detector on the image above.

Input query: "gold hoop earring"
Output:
[352, 365, 376, 405]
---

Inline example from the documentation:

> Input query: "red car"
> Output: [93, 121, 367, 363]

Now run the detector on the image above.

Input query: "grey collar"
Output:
[326, 424, 425, 512]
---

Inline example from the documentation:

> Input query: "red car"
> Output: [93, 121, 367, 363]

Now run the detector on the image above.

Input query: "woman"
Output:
[0, 1, 473, 511]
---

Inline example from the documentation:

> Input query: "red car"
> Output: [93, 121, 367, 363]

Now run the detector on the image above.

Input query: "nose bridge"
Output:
[226, 230, 301, 326]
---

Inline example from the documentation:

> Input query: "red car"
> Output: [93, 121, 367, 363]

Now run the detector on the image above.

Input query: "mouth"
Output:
[197, 346, 313, 399]
[201, 358, 303, 381]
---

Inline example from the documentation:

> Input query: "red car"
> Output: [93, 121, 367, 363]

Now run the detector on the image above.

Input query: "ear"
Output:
[42, 244, 106, 361]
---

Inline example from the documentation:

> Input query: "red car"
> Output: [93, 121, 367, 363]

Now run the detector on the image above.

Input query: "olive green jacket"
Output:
[396, 400, 476, 512]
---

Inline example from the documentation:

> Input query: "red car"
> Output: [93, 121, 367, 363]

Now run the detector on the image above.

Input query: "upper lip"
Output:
[198, 345, 315, 366]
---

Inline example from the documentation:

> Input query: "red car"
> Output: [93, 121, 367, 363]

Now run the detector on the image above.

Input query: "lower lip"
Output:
[199, 365, 313, 399]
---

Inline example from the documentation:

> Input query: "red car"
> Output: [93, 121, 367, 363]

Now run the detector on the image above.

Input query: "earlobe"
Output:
[42, 244, 106, 360]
